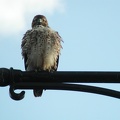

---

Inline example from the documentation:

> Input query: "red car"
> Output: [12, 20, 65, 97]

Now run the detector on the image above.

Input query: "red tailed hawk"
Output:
[21, 15, 62, 97]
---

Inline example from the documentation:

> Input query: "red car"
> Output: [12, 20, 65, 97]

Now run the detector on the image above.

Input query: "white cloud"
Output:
[0, 0, 65, 35]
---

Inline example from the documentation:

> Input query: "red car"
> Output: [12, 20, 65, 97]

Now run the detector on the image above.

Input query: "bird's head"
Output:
[32, 15, 48, 28]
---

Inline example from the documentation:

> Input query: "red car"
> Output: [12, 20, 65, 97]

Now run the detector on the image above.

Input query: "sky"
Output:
[0, 0, 120, 120]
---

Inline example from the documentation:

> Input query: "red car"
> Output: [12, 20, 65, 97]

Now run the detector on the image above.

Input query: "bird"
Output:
[21, 15, 63, 97]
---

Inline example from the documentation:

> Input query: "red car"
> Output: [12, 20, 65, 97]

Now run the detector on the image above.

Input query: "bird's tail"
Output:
[33, 89, 43, 97]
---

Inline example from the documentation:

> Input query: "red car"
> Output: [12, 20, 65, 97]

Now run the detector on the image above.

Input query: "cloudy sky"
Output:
[1, 0, 120, 120]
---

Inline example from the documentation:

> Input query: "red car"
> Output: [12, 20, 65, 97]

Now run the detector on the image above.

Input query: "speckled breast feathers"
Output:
[21, 25, 62, 71]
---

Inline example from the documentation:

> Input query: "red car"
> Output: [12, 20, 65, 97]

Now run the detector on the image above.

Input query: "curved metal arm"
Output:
[9, 85, 25, 100]
[14, 82, 120, 99]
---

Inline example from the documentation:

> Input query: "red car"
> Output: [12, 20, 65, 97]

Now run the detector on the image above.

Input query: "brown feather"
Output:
[21, 15, 62, 97]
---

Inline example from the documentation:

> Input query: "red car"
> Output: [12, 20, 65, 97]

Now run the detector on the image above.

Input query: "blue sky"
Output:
[0, 0, 120, 120]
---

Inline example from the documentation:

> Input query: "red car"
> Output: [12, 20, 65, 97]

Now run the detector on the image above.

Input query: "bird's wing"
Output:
[49, 30, 63, 71]
[21, 30, 32, 70]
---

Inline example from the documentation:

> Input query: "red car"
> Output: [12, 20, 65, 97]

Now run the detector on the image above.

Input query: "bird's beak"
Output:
[40, 19, 43, 23]
[36, 19, 42, 25]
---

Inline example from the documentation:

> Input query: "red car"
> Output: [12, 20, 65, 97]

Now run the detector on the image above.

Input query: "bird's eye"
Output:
[43, 18, 46, 22]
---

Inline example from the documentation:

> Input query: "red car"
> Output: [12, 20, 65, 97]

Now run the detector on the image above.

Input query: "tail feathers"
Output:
[33, 89, 43, 97]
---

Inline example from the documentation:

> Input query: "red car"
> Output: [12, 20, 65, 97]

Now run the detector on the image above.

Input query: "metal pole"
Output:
[0, 68, 120, 100]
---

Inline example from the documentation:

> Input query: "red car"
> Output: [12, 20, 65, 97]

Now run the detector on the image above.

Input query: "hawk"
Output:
[21, 15, 62, 97]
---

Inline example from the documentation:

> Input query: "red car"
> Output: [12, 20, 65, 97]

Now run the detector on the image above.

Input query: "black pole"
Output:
[1, 68, 120, 85]
[0, 68, 120, 100]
